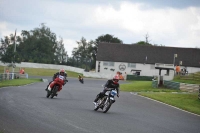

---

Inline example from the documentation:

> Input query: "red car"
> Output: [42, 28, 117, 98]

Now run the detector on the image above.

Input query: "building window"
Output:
[150, 65, 155, 69]
[128, 63, 136, 68]
[103, 61, 114, 66]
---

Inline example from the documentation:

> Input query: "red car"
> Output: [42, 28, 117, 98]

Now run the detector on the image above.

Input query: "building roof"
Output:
[97, 43, 200, 67]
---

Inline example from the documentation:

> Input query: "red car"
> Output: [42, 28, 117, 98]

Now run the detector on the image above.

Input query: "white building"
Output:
[95, 43, 200, 80]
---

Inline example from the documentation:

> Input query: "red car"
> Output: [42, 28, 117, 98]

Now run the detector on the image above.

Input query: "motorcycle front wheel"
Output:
[103, 100, 113, 113]
[94, 99, 101, 111]
[46, 90, 51, 98]
[51, 86, 58, 99]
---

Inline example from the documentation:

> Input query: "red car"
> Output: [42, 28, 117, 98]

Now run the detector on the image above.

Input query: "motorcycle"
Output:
[94, 89, 117, 113]
[79, 78, 84, 84]
[46, 79, 68, 99]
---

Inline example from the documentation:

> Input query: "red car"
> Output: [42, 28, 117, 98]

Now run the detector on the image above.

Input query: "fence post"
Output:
[198, 85, 200, 100]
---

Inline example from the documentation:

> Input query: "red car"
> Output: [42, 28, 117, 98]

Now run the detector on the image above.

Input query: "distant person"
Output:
[20, 68, 25, 74]
[184, 66, 188, 75]
[78, 74, 84, 84]
[175, 65, 180, 75]
[123, 72, 127, 81]
[119, 72, 124, 80]
[6, 69, 9, 73]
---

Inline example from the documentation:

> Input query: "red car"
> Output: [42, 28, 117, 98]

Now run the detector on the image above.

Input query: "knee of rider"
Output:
[99, 92, 104, 97]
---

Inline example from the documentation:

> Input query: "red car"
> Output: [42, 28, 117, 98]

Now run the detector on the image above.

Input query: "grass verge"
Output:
[173, 74, 200, 84]
[120, 81, 181, 92]
[139, 93, 200, 115]
[121, 81, 200, 115]
[0, 66, 81, 78]
[0, 78, 42, 88]
[173, 78, 200, 84]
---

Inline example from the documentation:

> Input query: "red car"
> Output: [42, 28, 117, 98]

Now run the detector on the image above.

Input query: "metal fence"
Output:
[0, 73, 28, 81]
[179, 73, 200, 80]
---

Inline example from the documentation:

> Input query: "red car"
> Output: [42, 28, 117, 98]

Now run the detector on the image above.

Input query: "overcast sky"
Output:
[1, 0, 200, 56]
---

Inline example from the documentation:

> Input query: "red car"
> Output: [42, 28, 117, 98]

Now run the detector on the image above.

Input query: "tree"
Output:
[75, 37, 93, 69]
[90, 34, 123, 69]
[0, 33, 21, 63]
[0, 24, 68, 64]
[55, 37, 68, 64]
[134, 33, 165, 47]
[135, 41, 152, 46]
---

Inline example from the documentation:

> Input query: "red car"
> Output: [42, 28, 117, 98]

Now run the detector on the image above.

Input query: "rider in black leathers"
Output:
[93, 75, 120, 106]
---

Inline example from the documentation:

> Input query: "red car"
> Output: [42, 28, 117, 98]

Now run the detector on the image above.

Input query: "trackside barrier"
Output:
[0, 62, 84, 74]
[152, 80, 199, 92]
[0, 73, 28, 81]
[152, 80, 158, 88]
[0, 62, 115, 79]
[83, 72, 115, 79]
[198, 85, 200, 100]
[127, 75, 153, 81]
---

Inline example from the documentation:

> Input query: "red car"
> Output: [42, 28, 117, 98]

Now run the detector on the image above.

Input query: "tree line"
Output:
[0, 24, 163, 70]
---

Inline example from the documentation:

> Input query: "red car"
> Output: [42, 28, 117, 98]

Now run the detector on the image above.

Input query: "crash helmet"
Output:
[59, 69, 65, 76]
[113, 75, 119, 84]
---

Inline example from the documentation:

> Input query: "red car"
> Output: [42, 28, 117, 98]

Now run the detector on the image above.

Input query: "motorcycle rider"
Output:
[45, 69, 68, 96]
[78, 74, 82, 80]
[78, 74, 84, 83]
[93, 75, 120, 107]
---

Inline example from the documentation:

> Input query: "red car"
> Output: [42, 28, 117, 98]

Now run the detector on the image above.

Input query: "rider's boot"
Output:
[93, 94, 100, 107]
[47, 86, 51, 91]
[45, 85, 49, 91]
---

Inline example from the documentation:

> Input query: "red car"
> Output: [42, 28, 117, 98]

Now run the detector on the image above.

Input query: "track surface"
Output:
[0, 77, 200, 133]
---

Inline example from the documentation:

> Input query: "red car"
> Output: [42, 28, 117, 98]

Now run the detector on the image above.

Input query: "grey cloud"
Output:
[59, 0, 200, 8]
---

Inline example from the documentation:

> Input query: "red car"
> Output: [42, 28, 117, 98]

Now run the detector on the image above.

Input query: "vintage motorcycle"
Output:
[94, 89, 118, 113]
[79, 78, 84, 84]
[46, 75, 68, 99]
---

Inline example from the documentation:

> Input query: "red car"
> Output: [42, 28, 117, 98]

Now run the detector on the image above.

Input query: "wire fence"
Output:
[0, 73, 28, 81]
[179, 73, 200, 80]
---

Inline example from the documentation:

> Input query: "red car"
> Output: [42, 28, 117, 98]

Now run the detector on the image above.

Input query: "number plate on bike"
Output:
[59, 75, 64, 80]
[111, 90, 117, 96]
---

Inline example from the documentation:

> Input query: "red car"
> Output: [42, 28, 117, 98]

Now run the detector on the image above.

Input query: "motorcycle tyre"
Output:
[94, 99, 102, 111]
[103, 100, 113, 113]
[51, 86, 58, 99]
[46, 90, 51, 98]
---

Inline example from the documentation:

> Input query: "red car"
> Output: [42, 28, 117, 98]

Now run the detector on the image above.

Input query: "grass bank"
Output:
[173, 72, 200, 84]
[0, 78, 42, 88]
[120, 81, 200, 115]
[140, 93, 200, 115]
[0, 66, 81, 78]
[121, 81, 181, 92]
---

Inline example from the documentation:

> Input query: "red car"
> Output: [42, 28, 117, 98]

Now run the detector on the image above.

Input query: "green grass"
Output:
[0, 78, 42, 88]
[173, 72, 200, 84]
[173, 76, 200, 84]
[121, 81, 181, 92]
[0, 66, 81, 78]
[121, 81, 200, 115]
[139, 93, 200, 115]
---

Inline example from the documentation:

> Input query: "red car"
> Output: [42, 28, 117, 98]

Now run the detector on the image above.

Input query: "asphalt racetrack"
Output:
[0, 77, 200, 133]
